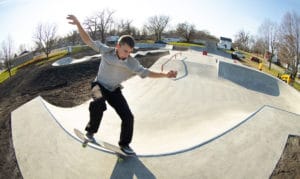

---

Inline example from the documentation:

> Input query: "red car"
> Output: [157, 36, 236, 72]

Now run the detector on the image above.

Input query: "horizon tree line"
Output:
[1, 9, 300, 78]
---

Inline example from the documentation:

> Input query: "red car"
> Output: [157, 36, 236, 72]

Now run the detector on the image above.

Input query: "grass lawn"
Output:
[0, 45, 94, 84]
[168, 42, 205, 48]
[0, 50, 68, 83]
[293, 81, 300, 91]
[0, 68, 18, 83]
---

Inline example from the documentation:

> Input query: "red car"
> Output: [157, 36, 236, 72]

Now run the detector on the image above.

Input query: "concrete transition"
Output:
[12, 50, 300, 178]
[52, 54, 101, 66]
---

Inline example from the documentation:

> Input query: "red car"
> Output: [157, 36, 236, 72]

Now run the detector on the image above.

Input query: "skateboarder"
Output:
[67, 14, 177, 155]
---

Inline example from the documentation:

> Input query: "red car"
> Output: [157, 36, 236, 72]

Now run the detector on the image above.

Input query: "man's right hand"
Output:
[166, 70, 177, 78]
[67, 14, 79, 25]
[66, 14, 95, 51]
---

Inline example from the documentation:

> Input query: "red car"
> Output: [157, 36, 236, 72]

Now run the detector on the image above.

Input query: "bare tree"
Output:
[194, 30, 218, 42]
[118, 19, 133, 35]
[108, 21, 119, 36]
[258, 19, 278, 70]
[96, 9, 115, 43]
[1, 36, 14, 77]
[176, 22, 196, 42]
[140, 27, 148, 40]
[18, 44, 28, 55]
[83, 15, 99, 40]
[234, 30, 251, 51]
[82, 10, 114, 43]
[66, 30, 80, 45]
[278, 11, 300, 77]
[33, 23, 57, 59]
[108, 19, 139, 39]
[145, 15, 170, 41]
[251, 37, 266, 55]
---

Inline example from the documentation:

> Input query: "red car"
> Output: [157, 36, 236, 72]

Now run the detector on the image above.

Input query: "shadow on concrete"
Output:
[218, 61, 280, 96]
[110, 157, 156, 179]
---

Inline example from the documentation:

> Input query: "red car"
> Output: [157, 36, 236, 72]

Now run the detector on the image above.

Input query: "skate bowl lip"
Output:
[52, 54, 101, 66]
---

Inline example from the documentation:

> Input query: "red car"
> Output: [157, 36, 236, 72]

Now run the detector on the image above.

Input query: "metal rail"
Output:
[161, 52, 182, 72]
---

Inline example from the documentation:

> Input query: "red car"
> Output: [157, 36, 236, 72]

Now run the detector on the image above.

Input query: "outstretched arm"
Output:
[66, 14, 94, 48]
[148, 70, 177, 78]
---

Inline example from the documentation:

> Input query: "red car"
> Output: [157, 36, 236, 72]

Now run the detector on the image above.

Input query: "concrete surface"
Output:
[12, 50, 300, 178]
[52, 54, 101, 66]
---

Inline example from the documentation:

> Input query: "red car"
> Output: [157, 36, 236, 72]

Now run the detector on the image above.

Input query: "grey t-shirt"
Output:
[90, 41, 150, 91]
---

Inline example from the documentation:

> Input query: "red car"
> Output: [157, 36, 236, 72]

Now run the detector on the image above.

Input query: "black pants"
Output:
[85, 82, 134, 146]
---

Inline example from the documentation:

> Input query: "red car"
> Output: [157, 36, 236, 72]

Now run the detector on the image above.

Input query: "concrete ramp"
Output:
[12, 50, 300, 178]
[219, 61, 280, 96]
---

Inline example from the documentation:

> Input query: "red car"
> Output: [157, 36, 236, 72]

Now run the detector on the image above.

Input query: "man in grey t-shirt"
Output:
[67, 15, 177, 155]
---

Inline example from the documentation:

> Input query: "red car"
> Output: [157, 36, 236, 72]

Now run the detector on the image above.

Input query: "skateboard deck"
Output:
[74, 128, 132, 157]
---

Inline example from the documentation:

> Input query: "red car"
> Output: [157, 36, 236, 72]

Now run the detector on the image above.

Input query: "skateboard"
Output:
[73, 128, 135, 161]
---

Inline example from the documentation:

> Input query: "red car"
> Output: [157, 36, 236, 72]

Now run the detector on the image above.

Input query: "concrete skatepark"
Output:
[11, 50, 300, 178]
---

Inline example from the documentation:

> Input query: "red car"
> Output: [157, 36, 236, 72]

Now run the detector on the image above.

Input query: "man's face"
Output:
[116, 43, 133, 60]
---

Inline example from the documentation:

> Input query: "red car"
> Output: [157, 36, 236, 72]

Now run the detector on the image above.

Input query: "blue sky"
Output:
[0, 0, 299, 52]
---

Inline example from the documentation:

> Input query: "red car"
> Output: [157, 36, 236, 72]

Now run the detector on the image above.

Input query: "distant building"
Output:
[11, 51, 34, 67]
[217, 37, 232, 50]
